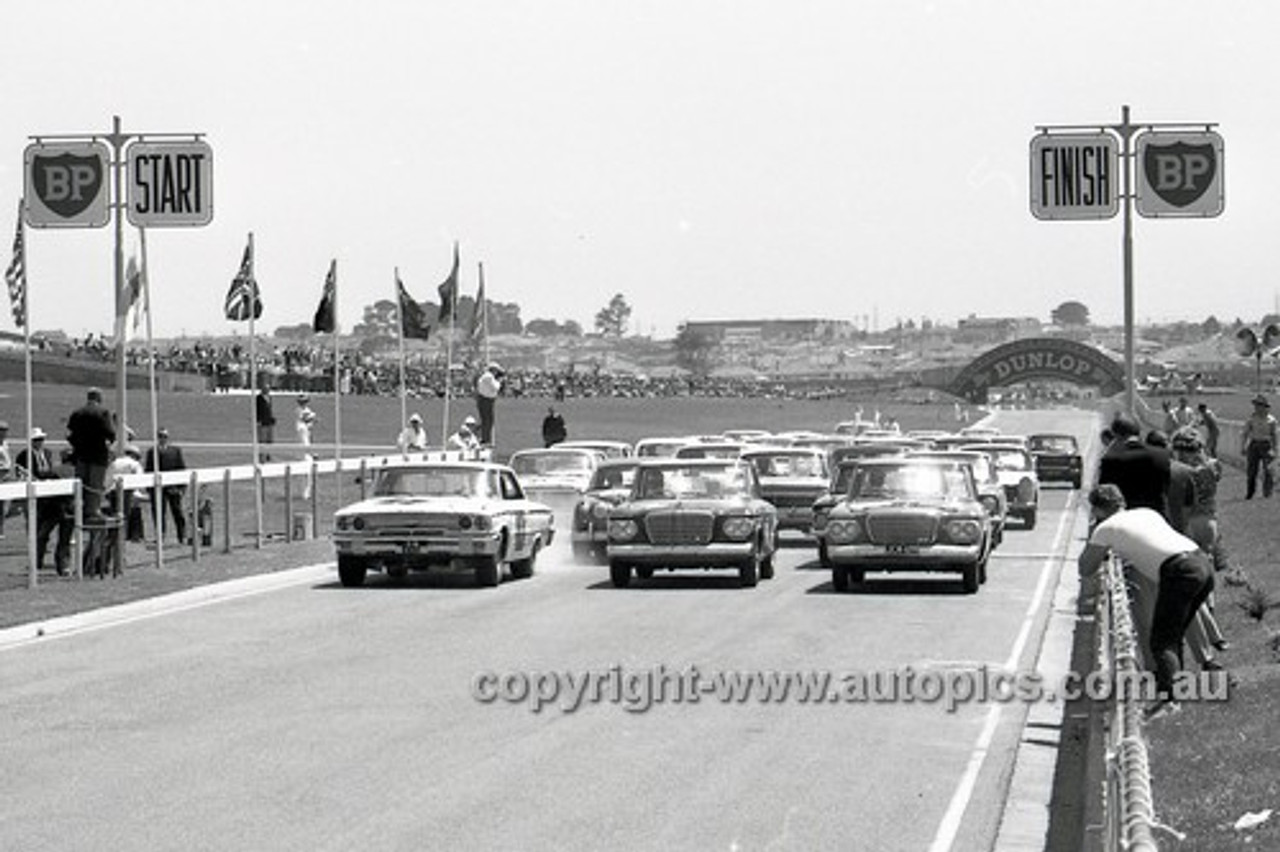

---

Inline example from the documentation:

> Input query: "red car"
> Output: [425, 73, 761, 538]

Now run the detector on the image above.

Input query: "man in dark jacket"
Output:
[1098, 412, 1171, 518]
[145, 427, 188, 543]
[541, 407, 567, 448]
[15, 428, 73, 575]
[65, 387, 115, 521]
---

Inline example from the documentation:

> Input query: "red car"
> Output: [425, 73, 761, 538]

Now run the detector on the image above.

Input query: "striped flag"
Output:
[313, 259, 336, 333]
[4, 201, 25, 328]
[123, 254, 147, 338]
[436, 241, 459, 325]
[397, 274, 430, 340]
[469, 264, 486, 339]
[224, 237, 262, 321]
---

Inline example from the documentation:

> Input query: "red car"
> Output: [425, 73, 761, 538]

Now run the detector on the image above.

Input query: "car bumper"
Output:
[827, 542, 982, 568]
[333, 531, 501, 558]
[608, 542, 756, 565]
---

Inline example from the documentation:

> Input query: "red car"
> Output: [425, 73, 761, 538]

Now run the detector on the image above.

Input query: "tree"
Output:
[1201, 315, 1221, 337]
[594, 293, 632, 338]
[674, 323, 720, 377]
[272, 323, 315, 340]
[1051, 301, 1090, 326]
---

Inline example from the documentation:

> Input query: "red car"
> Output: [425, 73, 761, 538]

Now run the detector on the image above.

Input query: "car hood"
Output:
[583, 488, 632, 505]
[618, 496, 764, 514]
[837, 498, 979, 514]
[336, 495, 498, 516]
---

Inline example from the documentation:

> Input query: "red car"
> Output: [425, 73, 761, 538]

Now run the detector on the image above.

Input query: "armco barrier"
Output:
[0, 447, 482, 588]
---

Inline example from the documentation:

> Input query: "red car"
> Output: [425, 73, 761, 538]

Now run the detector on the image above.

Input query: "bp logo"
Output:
[23, 141, 111, 228]
[1136, 131, 1224, 218]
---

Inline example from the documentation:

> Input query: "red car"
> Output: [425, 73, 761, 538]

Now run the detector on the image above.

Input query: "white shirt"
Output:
[398, 424, 428, 453]
[1089, 507, 1198, 583]
[296, 407, 316, 446]
[477, 371, 500, 400]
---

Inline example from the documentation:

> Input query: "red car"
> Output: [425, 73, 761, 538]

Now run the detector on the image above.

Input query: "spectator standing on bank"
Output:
[296, 394, 317, 499]
[1240, 394, 1277, 499]
[256, 387, 276, 462]
[15, 428, 72, 575]
[65, 387, 116, 521]
[475, 363, 503, 447]
[1078, 484, 1215, 719]
[1196, 402, 1220, 458]
[145, 428, 188, 544]
[397, 413, 428, 455]
[1170, 396, 1196, 430]
[1098, 412, 1171, 518]
[541, 406, 567, 448]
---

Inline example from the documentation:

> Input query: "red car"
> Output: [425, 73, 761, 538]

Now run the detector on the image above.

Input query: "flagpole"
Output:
[331, 260, 342, 506]
[140, 227, 164, 572]
[442, 245, 457, 445]
[13, 199, 37, 589]
[397, 267, 408, 432]
[480, 261, 490, 366]
[247, 231, 262, 549]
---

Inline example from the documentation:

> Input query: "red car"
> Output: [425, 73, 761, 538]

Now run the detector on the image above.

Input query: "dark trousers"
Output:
[1150, 551, 1215, 696]
[36, 498, 73, 574]
[476, 395, 496, 446]
[156, 486, 187, 542]
[75, 459, 109, 520]
[1245, 441, 1273, 498]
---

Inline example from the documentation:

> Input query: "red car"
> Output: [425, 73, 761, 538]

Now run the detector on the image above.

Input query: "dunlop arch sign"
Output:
[949, 337, 1125, 403]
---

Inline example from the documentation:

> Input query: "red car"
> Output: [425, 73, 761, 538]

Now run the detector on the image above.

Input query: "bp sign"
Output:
[1136, 130, 1224, 218]
[1029, 133, 1119, 220]
[23, 141, 111, 228]
[126, 140, 214, 227]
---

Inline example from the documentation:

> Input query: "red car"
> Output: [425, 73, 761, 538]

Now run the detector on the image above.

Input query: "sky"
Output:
[3, 0, 1279, 342]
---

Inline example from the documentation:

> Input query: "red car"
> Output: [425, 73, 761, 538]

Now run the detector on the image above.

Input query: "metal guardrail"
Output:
[1097, 553, 1159, 852]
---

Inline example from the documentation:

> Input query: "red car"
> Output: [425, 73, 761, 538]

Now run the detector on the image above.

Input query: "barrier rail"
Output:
[0, 447, 483, 587]
[1097, 553, 1159, 852]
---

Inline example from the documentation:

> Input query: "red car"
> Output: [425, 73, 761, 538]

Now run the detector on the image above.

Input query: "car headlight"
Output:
[721, 517, 755, 540]
[351, 516, 365, 531]
[591, 502, 610, 520]
[608, 519, 639, 541]
[825, 518, 862, 544]
[473, 515, 491, 532]
[459, 515, 473, 530]
[1017, 477, 1036, 502]
[979, 495, 999, 515]
[336, 515, 351, 531]
[945, 519, 982, 544]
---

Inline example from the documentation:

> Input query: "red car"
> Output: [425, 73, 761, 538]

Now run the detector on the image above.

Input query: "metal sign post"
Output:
[1031, 105, 1223, 417]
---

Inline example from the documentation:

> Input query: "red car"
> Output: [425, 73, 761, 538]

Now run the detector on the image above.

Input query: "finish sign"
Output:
[126, 140, 214, 227]
[23, 141, 111, 228]
[1029, 133, 1119, 220]
[1135, 130, 1224, 218]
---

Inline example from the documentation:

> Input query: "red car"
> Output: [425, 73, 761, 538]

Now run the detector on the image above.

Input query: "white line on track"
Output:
[926, 488, 1079, 852]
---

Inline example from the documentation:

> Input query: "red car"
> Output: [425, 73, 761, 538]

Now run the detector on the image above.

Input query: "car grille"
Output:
[765, 490, 823, 509]
[866, 514, 937, 545]
[645, 511, 715, 545]
[360, 513, 454, 531]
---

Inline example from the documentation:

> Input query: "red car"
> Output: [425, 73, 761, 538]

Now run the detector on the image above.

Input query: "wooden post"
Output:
[113, 479, 126, 577]
[284, 464, 293, 543]
[310, 458, 319, 538]
[72, 480, 83, 581]
[189, 471, 200, 562]
[222, 468, 232, 553]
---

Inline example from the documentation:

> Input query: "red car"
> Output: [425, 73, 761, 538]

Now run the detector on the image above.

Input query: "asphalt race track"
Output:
[0, 409, 1099, 852]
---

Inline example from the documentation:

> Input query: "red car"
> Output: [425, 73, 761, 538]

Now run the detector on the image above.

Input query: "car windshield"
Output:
[852, 464, 971, 501]
[1030, 436, 1077, 453]
[636, 441, 686, 457]
[747, 453, 825, 477]
[635, 465, 750, 500]
[511, 453, 592, 475]
[990, 449, 1032, 471]
[374, 468, 491, 498]
[589, 466, 638, 491]
[675, 445, 741, 459]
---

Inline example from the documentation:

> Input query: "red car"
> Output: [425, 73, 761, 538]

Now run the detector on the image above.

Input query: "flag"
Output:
[123, 254, 146, 338]
[397, 275, 430, 340]
[4, 203, 25, 328]
[224, 238, 262, 321]
[313, 259, 336, 333]
[436, 241, 459, 325]
[469, 266, 486, 339]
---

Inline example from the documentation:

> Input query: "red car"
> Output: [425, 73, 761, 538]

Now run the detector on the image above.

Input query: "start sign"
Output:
[23, 141, 111, 228]
[1135, 130, 1224, 218]
[126, 140, 214, 227]
[1030, 133, 1119, 220]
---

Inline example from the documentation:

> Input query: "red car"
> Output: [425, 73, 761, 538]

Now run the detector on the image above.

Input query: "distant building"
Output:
[681, 319, 857, 343]
[953, 315, 1042, 345]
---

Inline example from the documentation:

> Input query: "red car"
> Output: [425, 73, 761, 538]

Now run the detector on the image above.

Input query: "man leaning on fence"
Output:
[1078, 484, 1215, 721]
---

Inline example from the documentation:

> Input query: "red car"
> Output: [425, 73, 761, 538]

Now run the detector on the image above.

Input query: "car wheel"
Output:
[609, 561, 632, 588]
[1023, 508, 1037, 530]
[978, 556, 988, 585]
[511, 539, 540, 580]
[832, 565, 849, 592]
[818, 540, 831, 568]
[760, 546, 775, 580]
[475, 555, 502, 588]
[1072, 475, 1082, 490]
[337, 555, 367, 588]
[635, 566, 655, 580]
[386, 565, 409, 583]
[739, 555, 759, 588]
[961, 562, 979, 594]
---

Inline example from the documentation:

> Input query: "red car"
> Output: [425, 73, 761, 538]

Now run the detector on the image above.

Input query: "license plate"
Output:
[885, 544, 920, 554]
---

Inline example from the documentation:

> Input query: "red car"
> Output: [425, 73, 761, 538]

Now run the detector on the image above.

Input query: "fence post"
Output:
[113, 479, 126, 577]
[284, 464, 293, 543]
[310, 458, 319, 538]
[72, 479, 83, 581]
[222, 468, 232, 553]
[189, 471, 200, 563]
[359, 459, 368, 500]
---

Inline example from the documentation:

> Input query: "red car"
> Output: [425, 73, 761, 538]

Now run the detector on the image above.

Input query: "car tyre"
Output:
[338, 555, 367, 588]
[832, 564, 849, 592]
[1023, 508, 1037, 530]
[818, 540, 831, 568]
[978, 556, 988, 585]
[609, 561, 632, 588]
[961, 561, 980, 594]
[635, 566, 655, 580]
[511, 539, 539, 580]
[739, 555, 759, 588]
[760, 545, 775, 580]
[475, 555, 502, 588]
[1072, 475, 1082, 490]
[386, 565, 409, 583]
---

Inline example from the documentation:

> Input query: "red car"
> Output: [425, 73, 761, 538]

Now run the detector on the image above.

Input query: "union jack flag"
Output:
[4, 201, 25, 328]
[224, 237, 262, 321]
[436, 241, 459, 325]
